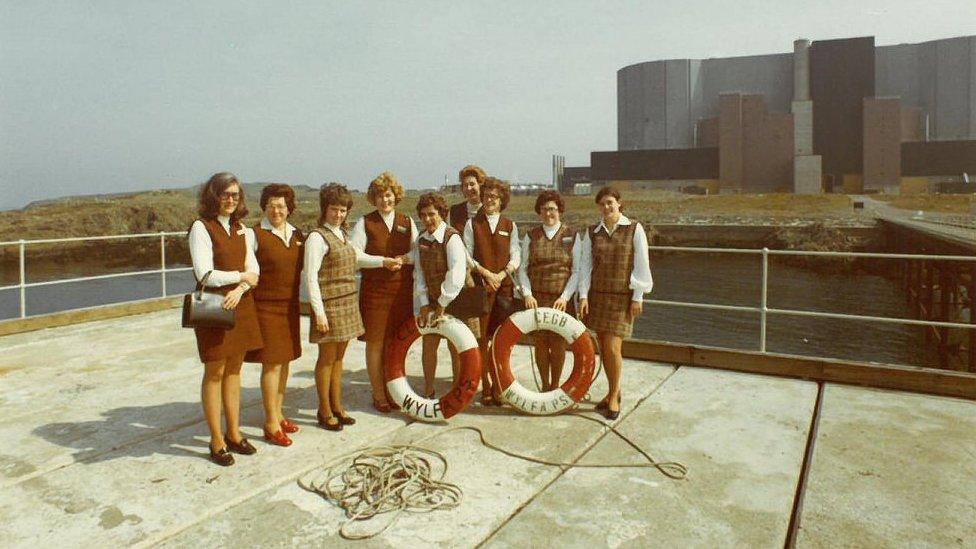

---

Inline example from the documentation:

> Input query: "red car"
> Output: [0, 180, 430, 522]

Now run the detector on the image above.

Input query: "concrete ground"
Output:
[0, 309, 973, 548]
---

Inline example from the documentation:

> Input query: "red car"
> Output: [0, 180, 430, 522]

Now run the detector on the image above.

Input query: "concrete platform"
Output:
[1, 309, 973, 547]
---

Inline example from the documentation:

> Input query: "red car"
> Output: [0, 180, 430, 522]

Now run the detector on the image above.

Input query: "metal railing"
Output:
[1, 233, 974, 365]
[0, 232, 192, 318]
[644, 245, 976, 355]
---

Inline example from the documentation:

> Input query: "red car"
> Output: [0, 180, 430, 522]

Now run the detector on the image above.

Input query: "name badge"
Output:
[236, 229, 247, 236]
[498, 230, 510, 237]
[418, 240, 431, 249]
[395, 225, 408, 233]
[296, 240, 303, 246]
[561, 236, 574, 244]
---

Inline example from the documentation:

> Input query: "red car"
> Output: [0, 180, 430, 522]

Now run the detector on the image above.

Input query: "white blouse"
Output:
[410, 221, 468, 315]
[517, 222, 582, 302]
[188, 215, 259, 287]
[303, 223, 384, 321]
[578, 214, 654, 302]
[462, 213, 521, 273]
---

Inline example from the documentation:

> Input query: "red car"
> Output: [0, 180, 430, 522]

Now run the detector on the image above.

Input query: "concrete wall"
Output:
[794, 155, 823, 194]
[719, 93, 794, 193]
[901, 107, 922, 141]
[697, 117, 719, 147]
[863, 97, 902, 191]
[591, 148, 719, 181]
[901, 140, 976, 176]
[792, 100, 813, 155]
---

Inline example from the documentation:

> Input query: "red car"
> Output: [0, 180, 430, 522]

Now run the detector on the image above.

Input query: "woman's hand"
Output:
[241, 271, 258, 286]
[578, 298, 588, 318]
[316, 314, 330, 334]
[383, 257, 402, 271]
[417, 306, 432, 328]
[430, 304, 445, 326]
[552, 298, 567, 312]
[524, 295, 538, 309]
[629, 300, 643, 321]
[222, 287, 243, 310]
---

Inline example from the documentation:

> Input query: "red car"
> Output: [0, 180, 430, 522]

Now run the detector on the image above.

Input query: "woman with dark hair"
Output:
[243, 183, 303, 447]
[411, 192, 476, 397]
[518, 190, 581, 391]
[578, 186, 653, 420]
[304, 183, 397, 431]
[449, 164, 485, 233]
[349, 172, 415, 413]
[463, 176, 521, 405]
[188, 172, 262, 466]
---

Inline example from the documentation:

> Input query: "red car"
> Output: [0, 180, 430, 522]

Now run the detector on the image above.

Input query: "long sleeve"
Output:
[577, 229, 593, 300]
[560, 235, 583, 302]
[354, 246, 385, 269]
[401, 217, 419, 264]
[517, 234, 533, 296]
[349, 216, 367, 252]
[188, 220, 242, 287]
[304, 231, 327, 321]
[505, 222, 521, 273]
[412, 244, 427, 315]
[463, 219, 479, 270]
[244, 227, 259, 277]
[438, 233, 468, 309]
[629, 223, 654, 300]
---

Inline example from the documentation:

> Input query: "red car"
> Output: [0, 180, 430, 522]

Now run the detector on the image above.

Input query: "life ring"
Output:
[490, 307, 595, 415]
[384, 315, 482, 422]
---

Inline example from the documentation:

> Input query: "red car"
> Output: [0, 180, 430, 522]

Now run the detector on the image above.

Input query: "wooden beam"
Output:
[621, 338, 976, 400]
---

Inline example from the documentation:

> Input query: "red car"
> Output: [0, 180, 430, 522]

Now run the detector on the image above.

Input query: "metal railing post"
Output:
[18, 240, 26, 318]
[760, 247, 769, 352]
[159, 232, 167, 297]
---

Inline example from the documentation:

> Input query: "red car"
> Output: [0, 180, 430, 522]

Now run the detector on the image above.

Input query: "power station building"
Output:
[571, 35, 976, 194]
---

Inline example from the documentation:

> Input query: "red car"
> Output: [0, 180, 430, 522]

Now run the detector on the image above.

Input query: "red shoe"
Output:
[372, 398, 392, 414]
[280, 418, 299, 434]
[263, 428, 293, 447]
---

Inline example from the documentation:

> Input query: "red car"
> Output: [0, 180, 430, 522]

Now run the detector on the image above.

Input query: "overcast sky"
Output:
[1, 1, 974, 210]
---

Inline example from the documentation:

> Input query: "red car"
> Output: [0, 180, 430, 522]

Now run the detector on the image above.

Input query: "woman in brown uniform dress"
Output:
[243, 184, 303, 447]
[518, 190, 582, 391]
[463, 177, 521, 405]
[350, 172, 416, 413]
[304, 183, 396, 431]
[578, 186, 654, 420]
[188, 172, 262, 466]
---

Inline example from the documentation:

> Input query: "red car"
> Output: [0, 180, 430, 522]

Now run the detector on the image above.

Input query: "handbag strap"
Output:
[195, 270, 214, 297]
[503, 270, 526, 300]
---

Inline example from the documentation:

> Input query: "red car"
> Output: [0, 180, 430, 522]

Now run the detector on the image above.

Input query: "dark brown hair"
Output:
[458, 164, 486, 185]
[198, 172, 248, 222]
[367, 171, 405, 205]
[259, 183, 296, 215]
[480, 177, 511, 211]
[416, 192, 449, 220]
[534, 190, 565, 214]
[318, 182, 354, 228]
[594, 185, 622, 206]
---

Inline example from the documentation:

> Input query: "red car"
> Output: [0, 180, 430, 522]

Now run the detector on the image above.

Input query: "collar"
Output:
[466, 201, 481, 214]
[261, 217, 295, 239]
[542, 221, 562, 238]
[422, 221, 448, 243]
[596, 214, 632, 234]
[379, 209, 396, 222]
[217, 215, 231, 227]
[322, 223, 344, 239]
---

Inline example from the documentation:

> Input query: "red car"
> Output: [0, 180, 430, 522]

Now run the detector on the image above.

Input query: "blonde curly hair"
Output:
[367, 171, 405, 206]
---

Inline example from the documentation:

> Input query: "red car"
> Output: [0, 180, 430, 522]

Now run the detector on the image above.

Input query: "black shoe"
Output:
[209, 444, 235, 466]
[604, 394, 621, 420]
[335, 413, 356, 426]
[224, 435, 257, 455]
[318, 410, 343, 431]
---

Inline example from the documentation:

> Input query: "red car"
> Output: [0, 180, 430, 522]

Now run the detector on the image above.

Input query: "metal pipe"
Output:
[760, 248, 769, 352]
[160, 232, 167, 297]
[18, 240, 26, 318]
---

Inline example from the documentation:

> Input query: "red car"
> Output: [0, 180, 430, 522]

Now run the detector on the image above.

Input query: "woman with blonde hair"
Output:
[350, 172, 417, 412]
[188, 172, 262, 466]
[244, 183, 303, 447]
[304, 183, 398, 431]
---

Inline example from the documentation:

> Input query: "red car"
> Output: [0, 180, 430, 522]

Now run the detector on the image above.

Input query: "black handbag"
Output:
[445, 284, 489, 320]
[493, 271, 526, 320]
[182, 271, 236, 329]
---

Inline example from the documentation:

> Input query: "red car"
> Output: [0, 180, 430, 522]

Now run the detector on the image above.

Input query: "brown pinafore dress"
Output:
[471, 211, 515, 338]
[244, 224, 303, 363]
[358, 211, 414, 341]
[526, 223, 577, 316]
[584, 222, 637, 338]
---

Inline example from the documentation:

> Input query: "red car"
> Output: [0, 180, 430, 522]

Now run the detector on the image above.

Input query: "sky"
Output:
[1, 1, 975, 210]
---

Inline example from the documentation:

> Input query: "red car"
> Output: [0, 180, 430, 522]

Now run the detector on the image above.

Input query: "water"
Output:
[0, 254, 939, 368]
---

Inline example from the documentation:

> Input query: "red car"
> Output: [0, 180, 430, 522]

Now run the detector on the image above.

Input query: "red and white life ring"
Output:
[384, 315, 482, 422]
[491, 307, 595, 415]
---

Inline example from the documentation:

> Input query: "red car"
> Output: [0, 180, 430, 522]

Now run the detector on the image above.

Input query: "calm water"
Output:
[0, 254, 938, 368]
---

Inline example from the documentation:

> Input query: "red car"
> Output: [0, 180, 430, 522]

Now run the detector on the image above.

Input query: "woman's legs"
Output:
[364, 337, 387, 404]
[598, 333, 623, 413]
[221, 353, 246, 443]
[202, 360, 225, 450]
[277, 361, 290, 422]
[422, 334, 440, 397]
[261, 363, 283, 433]
[549, 335, 568, 391]
[533, 336, 551, 391]
[315, 343, 338, 420]
[329, 341, 350, 416]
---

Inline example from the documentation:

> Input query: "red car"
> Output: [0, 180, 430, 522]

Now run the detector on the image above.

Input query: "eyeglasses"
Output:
[219, 191, 240, 201]
[540, 206, 559, 213]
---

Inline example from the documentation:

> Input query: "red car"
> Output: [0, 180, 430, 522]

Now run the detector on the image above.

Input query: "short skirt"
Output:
[359, 282, 413, 342]
[244, 298, 302, 363]
[194, 293, 263, 362]
[310, 292, 365, 344]
[532, 291, 577, 317]
[584, 291, 634, 338]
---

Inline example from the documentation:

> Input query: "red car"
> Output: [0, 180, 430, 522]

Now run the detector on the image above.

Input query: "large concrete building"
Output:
[579, 35, 976, 194]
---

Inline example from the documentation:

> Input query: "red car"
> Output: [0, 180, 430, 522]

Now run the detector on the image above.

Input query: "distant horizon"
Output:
[2, 1, 974, 211]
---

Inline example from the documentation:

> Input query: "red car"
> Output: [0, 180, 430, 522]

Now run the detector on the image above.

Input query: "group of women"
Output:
[188, 167, 652, 467]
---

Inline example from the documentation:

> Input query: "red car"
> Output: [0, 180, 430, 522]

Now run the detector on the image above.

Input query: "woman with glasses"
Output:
[578, 186, 653, 420]
[188, 172, 262, 466]
[518, 190, 581, 391]
[463, 177, 521, 405]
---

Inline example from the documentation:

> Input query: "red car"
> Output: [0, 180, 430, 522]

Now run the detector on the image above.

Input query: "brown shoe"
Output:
[224, 435, 257, 455]
[317, 410, 343, 431]
[209, 444, 235, 466]
[372, 399, 392, 414]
